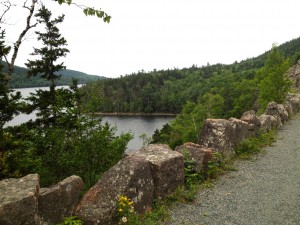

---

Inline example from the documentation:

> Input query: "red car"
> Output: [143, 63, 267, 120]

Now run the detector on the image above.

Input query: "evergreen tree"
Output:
[26, 5, 69, 91]
[25, 5, 70, 128]
[0, 29, 22, 129]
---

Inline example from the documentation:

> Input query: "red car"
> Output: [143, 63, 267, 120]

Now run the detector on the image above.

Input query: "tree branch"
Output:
[7, 0, 37, 76]
[0, 1, 16, 24]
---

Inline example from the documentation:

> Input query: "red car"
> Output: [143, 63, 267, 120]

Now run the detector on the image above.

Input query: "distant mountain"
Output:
[4, 62, 106, 88]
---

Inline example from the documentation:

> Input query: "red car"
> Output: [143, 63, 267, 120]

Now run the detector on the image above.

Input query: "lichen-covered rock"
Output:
[287, 59, 300, 91]
[76, 155, 154, 225]
[240, 110, 261, 135]
[283, 100, 294, 117]
[175, 142, 213, 174]
[286, 93, 300, 113]
[277, 104, 289, 123]
[0, 174, 40, 225]
[264, 101, 282, 128]
[38, 175, 84, 224]
[269, 115, 279, 129]
[133, 144, 184, 199]
[199, 119, 236, 158]
[258, 114, 275, 132]
[229, 118, 253, 142]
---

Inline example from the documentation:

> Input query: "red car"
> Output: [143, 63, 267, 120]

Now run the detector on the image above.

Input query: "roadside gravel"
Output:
[168, 113, 300, 225]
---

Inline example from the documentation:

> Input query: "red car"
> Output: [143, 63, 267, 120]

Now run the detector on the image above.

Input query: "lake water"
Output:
[102, 115, 173, 152]
[6, 87, 174, 152]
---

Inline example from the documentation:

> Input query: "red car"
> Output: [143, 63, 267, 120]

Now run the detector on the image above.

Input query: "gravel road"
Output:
[168, 113, 300, 225]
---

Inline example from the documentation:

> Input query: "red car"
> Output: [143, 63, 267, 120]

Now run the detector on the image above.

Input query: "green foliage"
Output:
[0, 28, 25, 175]
[200, 93, 225, 118]
[152, 93, 225, 148]
[229, 79, 258, 117]
[57, 216, 83, 225]
[115, 196, 170, 225]
[1, 5, 132, 191]
[291, 51, 300, 65]
[0, 76, 22, 128]
[235, 138, 260, 157]
[83, 7, 111, 23]
[26, 5, 69, 91]
[257, 45, 292, 112]
[151, 123, 172, 145]
[138, 200, 169, 225]
[182, 149, 203, 189]
[0, 125, 41, 179]
[235, 130, 276, 159]
[55, 0, 111, 23]
[30, 113, 132, 187]
[0, 29, 22, 129]
[2, 105, 132, 188]
[161, 183, 199, 205]
[167, 101, 206, 148]
[206, 152, 223, 179]
[78, 37, 300, 149]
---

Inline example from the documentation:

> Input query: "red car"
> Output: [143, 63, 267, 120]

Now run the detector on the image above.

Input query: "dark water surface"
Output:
[6, 87, 174, 152]
[102, 115, 173, 152]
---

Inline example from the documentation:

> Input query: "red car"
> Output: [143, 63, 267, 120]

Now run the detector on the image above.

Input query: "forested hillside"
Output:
[3, 62, 105, 88]
[80, 36, 300, 116]
[80, 37, 300, 148]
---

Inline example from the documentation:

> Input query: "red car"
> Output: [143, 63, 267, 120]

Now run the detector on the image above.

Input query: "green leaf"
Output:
[88, 8, 95, 16]
[96, 10, 105, 18]
[83, 8, 88, 16]
[104, 16, 111, 23]
[2, 46, 11, 55]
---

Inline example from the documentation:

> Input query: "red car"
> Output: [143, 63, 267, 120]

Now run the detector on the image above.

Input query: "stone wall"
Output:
[0, 174, 83, 225]
[1, 94, 300, 225]
[198, 94, 300, 158]
[288, 59, 300, 92]
[0, 145, 184, 225]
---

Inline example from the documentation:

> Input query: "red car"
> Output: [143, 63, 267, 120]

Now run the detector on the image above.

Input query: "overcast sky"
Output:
[3, 0, 300, 78]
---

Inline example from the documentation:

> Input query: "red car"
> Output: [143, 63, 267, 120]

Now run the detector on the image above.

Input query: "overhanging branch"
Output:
[7, 0, 37, 76]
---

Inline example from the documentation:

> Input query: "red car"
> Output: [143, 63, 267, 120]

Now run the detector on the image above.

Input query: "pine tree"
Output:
[0, 29, 21, 129]
[26, 5, 69, 92]
[25, 5, 71, 127]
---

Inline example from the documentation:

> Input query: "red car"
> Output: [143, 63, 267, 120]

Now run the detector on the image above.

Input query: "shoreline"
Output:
[87, 112, 177, 117]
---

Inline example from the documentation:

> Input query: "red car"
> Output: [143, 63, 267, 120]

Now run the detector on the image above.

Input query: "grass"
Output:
[235, 130, 276, 160]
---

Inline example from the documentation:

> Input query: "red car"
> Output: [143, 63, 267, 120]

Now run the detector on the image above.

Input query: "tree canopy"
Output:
[257, 45, 292, 111]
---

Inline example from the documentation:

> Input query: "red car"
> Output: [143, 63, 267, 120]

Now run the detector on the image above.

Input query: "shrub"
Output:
[206, 151, 223, 179]
[57, 216, 83, 225]
[182, 149, 203, 189]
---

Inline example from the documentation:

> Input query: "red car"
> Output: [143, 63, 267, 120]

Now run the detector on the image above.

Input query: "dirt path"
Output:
[168, 114, 300, 225]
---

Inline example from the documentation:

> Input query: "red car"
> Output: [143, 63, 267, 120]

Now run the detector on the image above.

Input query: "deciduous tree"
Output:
[257, 45, 292, 111]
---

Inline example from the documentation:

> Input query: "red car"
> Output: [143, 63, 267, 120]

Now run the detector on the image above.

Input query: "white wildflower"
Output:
[121, 216, 127, 223]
